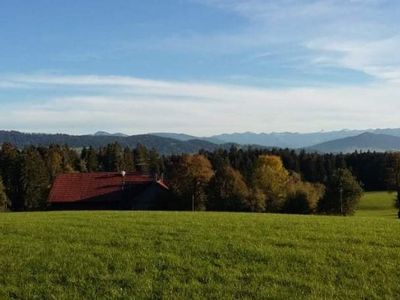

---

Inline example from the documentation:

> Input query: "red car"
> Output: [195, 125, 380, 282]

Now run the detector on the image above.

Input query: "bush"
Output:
[284, 182, 325, 214]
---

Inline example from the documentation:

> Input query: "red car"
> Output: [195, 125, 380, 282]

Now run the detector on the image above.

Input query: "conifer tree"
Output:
[0, 176, 8, 211]
[21, 147, 50, 210]
[0, 143, 23, 210]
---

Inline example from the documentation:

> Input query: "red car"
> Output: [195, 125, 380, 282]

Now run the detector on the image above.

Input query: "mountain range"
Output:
[152, 128, 400, 149]
[307, 132, 400, 153]
[0, 131, 235, 155]
[2, 129, 400, 154]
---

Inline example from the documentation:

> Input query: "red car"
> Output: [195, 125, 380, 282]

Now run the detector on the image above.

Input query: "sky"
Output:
[1, 0, 400, 135]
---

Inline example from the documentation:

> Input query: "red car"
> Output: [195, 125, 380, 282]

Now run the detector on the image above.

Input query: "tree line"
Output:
[0, 142, 399, 215]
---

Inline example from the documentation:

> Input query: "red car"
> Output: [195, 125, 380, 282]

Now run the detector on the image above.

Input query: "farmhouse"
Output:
[48, 172, 170, 210]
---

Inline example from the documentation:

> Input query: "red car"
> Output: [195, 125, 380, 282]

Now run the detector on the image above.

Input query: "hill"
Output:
[0, 211, 399, 299]
[151, 132, 226, 144]
[0, 130, 232, 155]
[94, 131, 128, 137]
[307, 132, 400, 153]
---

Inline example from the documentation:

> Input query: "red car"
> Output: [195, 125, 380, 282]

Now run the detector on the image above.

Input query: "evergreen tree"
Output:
[148, 149, 161, 175]
[122, 147, 135, 172]
[0, 143, 23, 210]
[0, 176, 8, 211]
[21, 147, 50, 210]
[386, 153, 400, 210]
[134, 144, 149, 173]
[83, 146, 99, 172]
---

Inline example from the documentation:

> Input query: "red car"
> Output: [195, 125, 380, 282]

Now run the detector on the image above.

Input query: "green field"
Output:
[0, 193, 399, 299]
[356, 191, 398, 219]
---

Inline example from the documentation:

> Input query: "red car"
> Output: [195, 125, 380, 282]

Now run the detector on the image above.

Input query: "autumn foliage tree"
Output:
[168, 154, 214, 211]
[284, 180, 325, 214]
[207, 164, 250, 211]
[251, 155, 290, 212]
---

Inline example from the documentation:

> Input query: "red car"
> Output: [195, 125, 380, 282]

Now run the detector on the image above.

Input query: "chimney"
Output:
[121, 170, 126, 190]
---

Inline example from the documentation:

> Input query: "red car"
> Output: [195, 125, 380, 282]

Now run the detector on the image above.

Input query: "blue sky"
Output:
[1, 0, 400, 135]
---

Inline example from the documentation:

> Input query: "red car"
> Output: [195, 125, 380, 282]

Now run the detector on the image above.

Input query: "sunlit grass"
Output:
[356, 191, 397, 219]
[0, 210, 399, 299]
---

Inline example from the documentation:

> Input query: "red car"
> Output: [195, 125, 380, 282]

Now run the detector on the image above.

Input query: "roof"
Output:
[48, 172, 168, 203]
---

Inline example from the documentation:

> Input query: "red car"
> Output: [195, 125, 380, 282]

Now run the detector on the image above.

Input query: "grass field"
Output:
[356, 191, 398, 219]
[0, 193, 399, 299]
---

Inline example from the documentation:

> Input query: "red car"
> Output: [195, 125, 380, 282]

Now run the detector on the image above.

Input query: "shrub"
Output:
[284, 182, 325, 214]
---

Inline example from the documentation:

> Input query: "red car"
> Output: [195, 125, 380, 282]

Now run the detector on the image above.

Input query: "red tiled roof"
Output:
[48, 172, 168, 203]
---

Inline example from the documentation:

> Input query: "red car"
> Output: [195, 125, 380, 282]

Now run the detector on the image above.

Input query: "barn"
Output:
[48, 172, 170, 210]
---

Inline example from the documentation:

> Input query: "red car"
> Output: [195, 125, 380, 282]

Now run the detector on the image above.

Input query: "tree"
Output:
[284, 181, 325, 214]
[46, 146, 63, 180]
[207, 165, 249, 211]
[148, 149, 161, 175]
[82, 146, 99, 172]
[122, 147, 135, 172]
[251, 155, 290, 212]
[318, 168, 363, 215]
[168, 154, 214, 211]
[60, 146, 80, 172]
[386, 153, 400, 210]
[0, 143, 23, 210]
[0, 176, 8, 211]
[21, 147, 50, 210]
[134, 144, 149, 173]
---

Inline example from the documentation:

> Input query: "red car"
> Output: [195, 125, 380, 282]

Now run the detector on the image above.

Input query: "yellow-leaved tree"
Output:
[251, 155, 290, 212]
[169, 154, 214, 211]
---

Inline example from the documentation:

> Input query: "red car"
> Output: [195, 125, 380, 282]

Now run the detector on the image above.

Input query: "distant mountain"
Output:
[151, 132, 226, 144]
[94, 131, 128, 137]
[211, 128, 400, 148]
[307, 133, 400, 153]
[0, 131, 235, 155]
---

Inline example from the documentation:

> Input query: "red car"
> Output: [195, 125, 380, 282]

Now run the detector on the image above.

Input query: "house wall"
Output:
[49, 183, 170, 211]
[131, 183, 169, 210]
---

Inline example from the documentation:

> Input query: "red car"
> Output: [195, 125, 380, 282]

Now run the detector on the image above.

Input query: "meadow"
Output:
[0, 192, 399, 299]
[355, 191, 397, 219]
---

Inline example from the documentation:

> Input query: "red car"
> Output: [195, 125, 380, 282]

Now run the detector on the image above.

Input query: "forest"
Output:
[0, 142, 399, 215]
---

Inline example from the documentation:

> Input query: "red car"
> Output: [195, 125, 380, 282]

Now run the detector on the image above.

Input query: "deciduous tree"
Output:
[318, 168, 363, 215]
[208, 165, 249, 211]
[169, 154, 214, 211]
[251, 155, 290, 212]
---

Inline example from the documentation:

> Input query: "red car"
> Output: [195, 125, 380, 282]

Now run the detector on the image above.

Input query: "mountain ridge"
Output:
[307, 132, 400, 153]
[0, 130, 236, 155]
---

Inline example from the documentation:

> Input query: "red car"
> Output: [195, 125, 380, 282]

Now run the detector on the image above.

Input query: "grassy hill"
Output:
[1, 199, 399, 299]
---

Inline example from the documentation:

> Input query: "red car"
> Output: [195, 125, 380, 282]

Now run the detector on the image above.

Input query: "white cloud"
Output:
[307, 35, 400, 82]
[1, 73, 400, 135]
